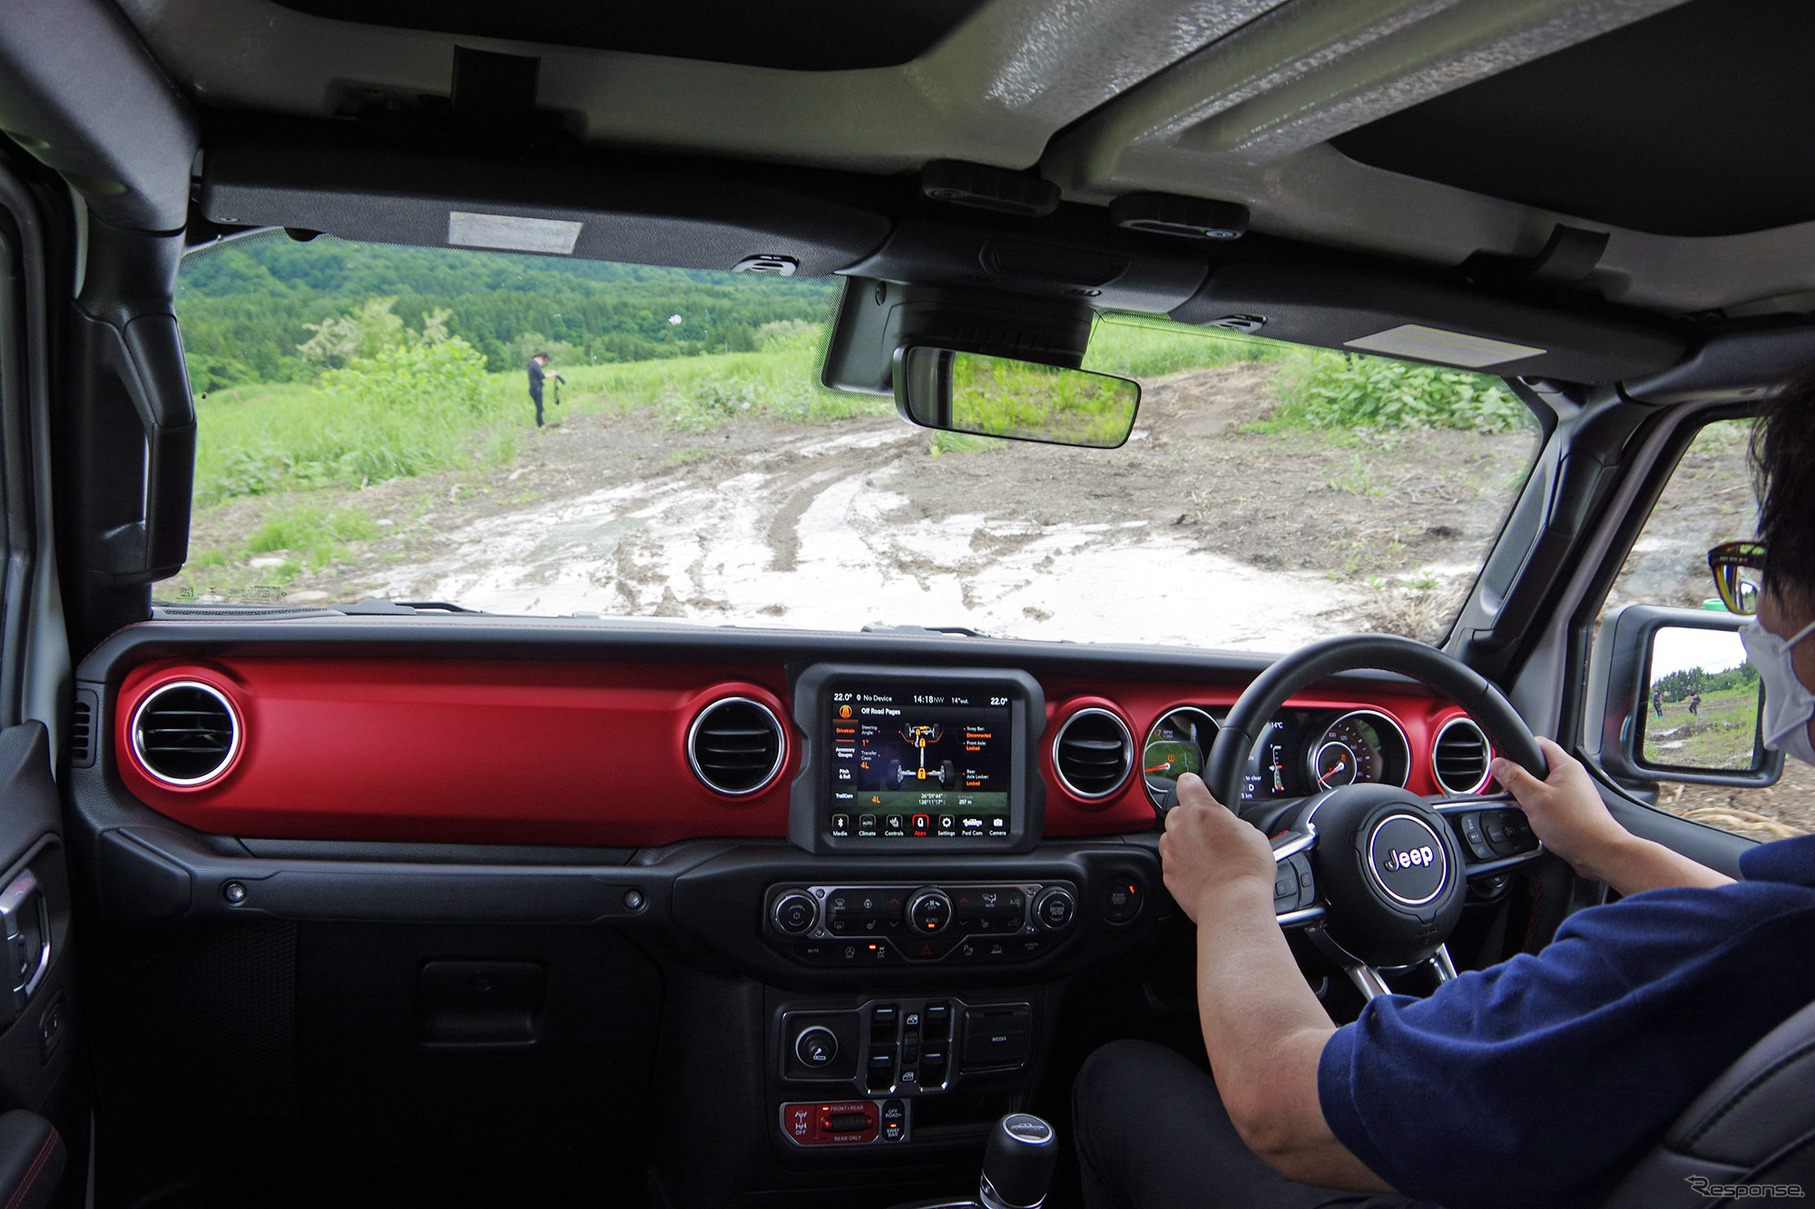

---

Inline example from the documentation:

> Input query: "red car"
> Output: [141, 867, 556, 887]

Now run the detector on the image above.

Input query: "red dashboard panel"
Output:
[1036, 678, 1482, 836]
[114, 659, 1488, 847]
[116, 658, 797, 846]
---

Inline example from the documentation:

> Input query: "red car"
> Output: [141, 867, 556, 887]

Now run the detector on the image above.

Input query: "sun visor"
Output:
[1172, 261, 1683, 384]
[199, 141, 892, 278]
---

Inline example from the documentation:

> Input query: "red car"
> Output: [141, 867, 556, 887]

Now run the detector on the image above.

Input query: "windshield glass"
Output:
[162, 233, 1542, 650]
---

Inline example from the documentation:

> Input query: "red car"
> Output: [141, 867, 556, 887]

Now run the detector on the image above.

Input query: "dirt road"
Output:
[184, 362, 1535, 650]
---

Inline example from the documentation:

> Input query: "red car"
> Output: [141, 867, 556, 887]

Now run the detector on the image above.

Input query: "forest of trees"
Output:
[1652, 661, 1760, 701]
[175, 232, 841, 391]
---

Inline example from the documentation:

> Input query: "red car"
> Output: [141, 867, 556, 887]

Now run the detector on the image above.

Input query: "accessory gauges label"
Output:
[828, 684, 1013, 839]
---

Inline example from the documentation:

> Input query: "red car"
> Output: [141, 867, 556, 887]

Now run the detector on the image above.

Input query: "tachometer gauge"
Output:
[1313, 741, 1358, 788]
[1142, 707, 1217, 807]
[1306, 710, 1410, 791]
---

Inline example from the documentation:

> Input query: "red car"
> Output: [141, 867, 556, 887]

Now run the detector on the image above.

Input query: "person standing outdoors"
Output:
[527, 351, 564, 429]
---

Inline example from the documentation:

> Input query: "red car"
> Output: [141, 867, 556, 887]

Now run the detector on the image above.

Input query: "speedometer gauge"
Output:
[1306, 710, 1410, 790]
[1142, 707, 1218, 807]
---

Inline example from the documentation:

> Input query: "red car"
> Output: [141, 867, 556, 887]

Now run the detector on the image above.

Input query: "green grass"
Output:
[247, 504, 378, 571]
[193, 375, 521, 504]
[1249, 349, 1530, 436]
[1641, 686, 1762, 771]
[562, 341, 886, 431]
[191, 340, 890, 506]
[1083, 314, 1289, 378]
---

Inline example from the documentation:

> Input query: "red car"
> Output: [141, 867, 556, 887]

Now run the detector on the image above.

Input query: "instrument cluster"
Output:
[1140, 706, 1416, 806]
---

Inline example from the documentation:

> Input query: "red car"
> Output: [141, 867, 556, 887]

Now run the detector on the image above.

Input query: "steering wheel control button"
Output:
[1458, 812, 1495, 861]
[772, 892, 818, 935]
[907, 889, 954, 934]
[795, 1026, 838, 1068]
[1100, 880, 1144, 923]
[1033, 887, 1076, 930]
[1478, 809, 1536, 858]
[1365, 814, 1449, 907]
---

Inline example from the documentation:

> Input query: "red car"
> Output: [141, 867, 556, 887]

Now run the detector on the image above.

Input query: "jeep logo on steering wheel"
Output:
[1366, 814, 1449, 907]
[1381, 845, 1436, 871]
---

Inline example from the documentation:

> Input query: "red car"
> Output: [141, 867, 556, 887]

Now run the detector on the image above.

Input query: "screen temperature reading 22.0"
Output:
[828, 684, 1012, 839]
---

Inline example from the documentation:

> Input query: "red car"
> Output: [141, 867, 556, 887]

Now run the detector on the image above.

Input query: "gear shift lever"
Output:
[979, 1113, 1058, 1209]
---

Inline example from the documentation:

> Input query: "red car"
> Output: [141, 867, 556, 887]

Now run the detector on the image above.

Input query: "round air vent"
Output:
[687, 697, 785, 796]
[1433, 717, 1493, 795]
[1053, 707, 1133, 799]
[131, 681, 241, 787]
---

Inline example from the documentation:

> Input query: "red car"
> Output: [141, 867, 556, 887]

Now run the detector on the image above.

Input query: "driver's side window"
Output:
[1602, 419, 1811, 839]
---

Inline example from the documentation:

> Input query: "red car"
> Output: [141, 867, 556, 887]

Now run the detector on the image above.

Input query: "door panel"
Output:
[0, 723, 76, 1208]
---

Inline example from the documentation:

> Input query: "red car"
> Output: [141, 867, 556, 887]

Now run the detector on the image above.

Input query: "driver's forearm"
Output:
[1192, 878, 1393, 1192]
[1582, 833, 1733, 896]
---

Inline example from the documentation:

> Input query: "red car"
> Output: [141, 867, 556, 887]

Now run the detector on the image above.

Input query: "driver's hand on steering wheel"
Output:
[1160, 772, 1277, 924]
[1492, 737, 1636, 885]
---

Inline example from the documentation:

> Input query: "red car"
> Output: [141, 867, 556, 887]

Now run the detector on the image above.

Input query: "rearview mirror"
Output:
[893, 346, 1140, 449]
[1588, 604, 1782, 790]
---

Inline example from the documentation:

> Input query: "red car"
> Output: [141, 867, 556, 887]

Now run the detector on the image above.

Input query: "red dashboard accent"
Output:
[115, 659, 796, 846]
[1036, 679, 1466, 836]
[112, 659, 1491, 847]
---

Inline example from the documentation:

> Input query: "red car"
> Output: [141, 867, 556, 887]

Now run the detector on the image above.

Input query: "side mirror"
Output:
[892, 346, 1140, 449]
[1588, 604, 1782, 789]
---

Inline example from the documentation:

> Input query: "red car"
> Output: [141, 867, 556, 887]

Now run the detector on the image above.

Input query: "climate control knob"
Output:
[906, 888, 953, 935]
[1034, 886, 1077, 931]
[772, 891, 819, 936]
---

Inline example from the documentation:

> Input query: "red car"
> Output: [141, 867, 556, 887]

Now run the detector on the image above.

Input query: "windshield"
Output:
[163, 233, 1542, 650]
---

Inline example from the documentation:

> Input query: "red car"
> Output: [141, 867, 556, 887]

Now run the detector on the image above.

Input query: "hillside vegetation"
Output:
[172, 238, 1533, 542]
[178, 232, 839, 389]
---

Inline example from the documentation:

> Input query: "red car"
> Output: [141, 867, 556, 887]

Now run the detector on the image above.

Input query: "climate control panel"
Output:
[765, 882, 1078, 966]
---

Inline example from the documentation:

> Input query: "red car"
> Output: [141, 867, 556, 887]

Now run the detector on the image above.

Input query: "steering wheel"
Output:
[1172, 634, 1550, 1001]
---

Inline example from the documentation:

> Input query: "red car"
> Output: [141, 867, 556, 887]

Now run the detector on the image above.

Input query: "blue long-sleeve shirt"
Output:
[1319, 834, 1815, 1209]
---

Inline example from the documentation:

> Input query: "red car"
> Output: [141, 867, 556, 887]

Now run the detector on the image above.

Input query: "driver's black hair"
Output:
[1751, 370, 1815, 615]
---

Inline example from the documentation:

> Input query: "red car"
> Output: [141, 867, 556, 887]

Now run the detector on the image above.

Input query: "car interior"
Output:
[0, 0, 1813, 1206]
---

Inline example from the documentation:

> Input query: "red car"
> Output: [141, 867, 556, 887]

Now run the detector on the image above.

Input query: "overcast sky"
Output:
[1649, 625, 1749, 685]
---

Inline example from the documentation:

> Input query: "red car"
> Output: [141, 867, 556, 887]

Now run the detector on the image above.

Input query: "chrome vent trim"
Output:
[1433, 717, 1493, 795]
[130, 681, 241, 787]
[688, 696, 785, 796]
[1053, 707, 1133, 799]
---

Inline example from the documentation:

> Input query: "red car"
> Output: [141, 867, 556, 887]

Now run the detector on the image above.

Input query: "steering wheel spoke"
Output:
[1433, 799, 1546, 875]
[1318, 935, 1460, 1003]
[1269, 826, 1325, 925]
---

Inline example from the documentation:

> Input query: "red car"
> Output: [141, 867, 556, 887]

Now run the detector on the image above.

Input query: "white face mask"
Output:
[1741, 617, 1815, 766]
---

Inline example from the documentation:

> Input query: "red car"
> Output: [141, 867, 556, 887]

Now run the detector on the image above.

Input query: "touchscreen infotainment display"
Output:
[827, 682, 1014, 839]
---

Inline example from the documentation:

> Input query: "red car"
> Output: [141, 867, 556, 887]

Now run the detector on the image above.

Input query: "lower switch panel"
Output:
[781, 1098, 910, 1146]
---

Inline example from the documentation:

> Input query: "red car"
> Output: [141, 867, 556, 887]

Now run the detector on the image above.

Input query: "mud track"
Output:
[208, 363, 1534, 650]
